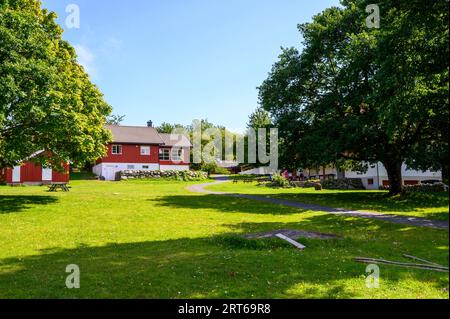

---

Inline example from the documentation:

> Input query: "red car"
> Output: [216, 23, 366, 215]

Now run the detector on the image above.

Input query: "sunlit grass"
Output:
[0, 178, 448, 298]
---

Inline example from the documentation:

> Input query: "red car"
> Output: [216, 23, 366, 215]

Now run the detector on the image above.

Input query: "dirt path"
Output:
[188, 178, 449, 230]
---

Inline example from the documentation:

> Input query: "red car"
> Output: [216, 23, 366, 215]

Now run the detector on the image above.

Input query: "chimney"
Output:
[147, 120, 153, 127]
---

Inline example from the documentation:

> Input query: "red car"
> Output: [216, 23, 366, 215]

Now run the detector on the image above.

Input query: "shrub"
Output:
[269, 174, 290, 188]
[200, 162, 230, 176]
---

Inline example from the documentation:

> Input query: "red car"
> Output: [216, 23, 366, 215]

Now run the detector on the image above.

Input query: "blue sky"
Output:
[43, 0, 339, 131]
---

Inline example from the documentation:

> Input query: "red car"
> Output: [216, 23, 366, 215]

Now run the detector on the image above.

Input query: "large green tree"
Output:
[0, 0, 112, 168]
[259, 0, 449, 195]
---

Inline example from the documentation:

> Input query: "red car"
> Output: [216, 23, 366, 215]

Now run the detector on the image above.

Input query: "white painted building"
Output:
[345, 162, 442, 190]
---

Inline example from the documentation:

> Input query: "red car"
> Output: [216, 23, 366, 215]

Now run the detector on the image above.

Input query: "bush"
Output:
[213, 166, 231, 175]
[200, 163, 229, 176]
[269, 174, 290, 188]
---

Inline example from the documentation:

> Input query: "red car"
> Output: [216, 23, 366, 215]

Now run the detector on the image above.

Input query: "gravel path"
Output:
[188, 178, 449, 230]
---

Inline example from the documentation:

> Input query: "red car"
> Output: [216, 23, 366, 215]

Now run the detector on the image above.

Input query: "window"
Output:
[159, 149, 170, 161]
[368, 178, 374, 185]
[140, 146, 150, 155]
[171, 148, 183, 161]
[127, 165, 135, 170]
[112, 145, 122, 155]
[142, 165, 149, 169]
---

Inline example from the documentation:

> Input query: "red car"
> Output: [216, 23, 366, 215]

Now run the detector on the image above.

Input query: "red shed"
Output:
[0, 151, 69, 185]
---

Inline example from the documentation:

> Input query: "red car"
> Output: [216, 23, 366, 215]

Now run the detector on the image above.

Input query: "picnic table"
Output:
[48, 183, 70, 192]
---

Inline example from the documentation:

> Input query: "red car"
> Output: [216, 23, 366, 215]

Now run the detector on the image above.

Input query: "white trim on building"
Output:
[93, 163, 160, 181]
[160, 165, 190, 172]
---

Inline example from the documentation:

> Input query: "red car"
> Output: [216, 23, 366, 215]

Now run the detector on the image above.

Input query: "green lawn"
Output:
[0, 178, 448, 299]
[207, 181, 449, 220]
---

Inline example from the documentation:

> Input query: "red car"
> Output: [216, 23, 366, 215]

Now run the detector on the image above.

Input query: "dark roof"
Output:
[106, 125, 191, 147]
[159, 133, 192, 147]
[106, 125, 164, 144]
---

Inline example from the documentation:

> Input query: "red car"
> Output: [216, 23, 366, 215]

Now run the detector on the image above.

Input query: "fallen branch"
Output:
[355, 257, 449, 273]
[402, 254, 443, 267]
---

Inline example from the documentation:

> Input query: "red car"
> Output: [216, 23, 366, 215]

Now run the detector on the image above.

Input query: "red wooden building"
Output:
[93, 124, 192, 180]
[0, 151, 69, 185]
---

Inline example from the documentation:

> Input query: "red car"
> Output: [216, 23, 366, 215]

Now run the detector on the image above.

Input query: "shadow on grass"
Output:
[273, 191, 448, 209]
[0, 221, 447, 299]
[152, 192, 449, 222]
[207, 182, 449, 220]
[70, 172, 98, 181]
[0, 195, 58, 214]
[267, 191, 449, 220]
[152, 194, 306, 215]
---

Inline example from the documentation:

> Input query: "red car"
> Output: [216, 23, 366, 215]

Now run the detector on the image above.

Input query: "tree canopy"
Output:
[0, 0, 112, 168]
[259, 0, 449, 194]
[106, 114, 126, 126]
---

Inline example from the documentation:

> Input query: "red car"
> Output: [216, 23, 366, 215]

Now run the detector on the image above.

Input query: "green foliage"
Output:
[106, 114, 126, 126]
[247, 107, 272, 129]
[0, 0, 112, 168]
[156, 119, 243, 170]
[270, 174, 290, 188]
[258, 0, 449, 194]
[244, 107, 274, 168]
[199, 162, 229, 176]
[156, 122, 187, 134]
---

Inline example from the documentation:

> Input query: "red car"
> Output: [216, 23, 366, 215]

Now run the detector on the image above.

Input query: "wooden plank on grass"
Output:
[276, 233, 306, 250]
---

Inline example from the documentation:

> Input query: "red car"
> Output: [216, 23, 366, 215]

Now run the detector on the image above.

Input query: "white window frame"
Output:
[171, 148, 183, 162]
[112, 145, 122, 155]
[140, 146, 151, 156]
[159, 149, 170, 161]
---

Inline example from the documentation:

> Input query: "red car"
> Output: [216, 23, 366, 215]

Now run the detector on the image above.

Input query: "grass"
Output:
[0, 177, 448, 299]
[206, 181, 450, 220]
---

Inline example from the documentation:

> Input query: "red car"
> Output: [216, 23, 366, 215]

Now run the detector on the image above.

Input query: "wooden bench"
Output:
[48, 183, 70, 192]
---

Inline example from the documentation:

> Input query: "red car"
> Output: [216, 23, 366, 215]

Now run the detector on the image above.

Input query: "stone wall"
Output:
[290, 181, 321, 188]
[402, 183, 448, 194]
[321, 178, 366, 190]
[119, 170, 208, 181]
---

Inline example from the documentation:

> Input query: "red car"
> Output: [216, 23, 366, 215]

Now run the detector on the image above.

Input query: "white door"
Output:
[103, 166, 117, 181]
[12, 166, 21, 182]
[42, 167, 52, 181]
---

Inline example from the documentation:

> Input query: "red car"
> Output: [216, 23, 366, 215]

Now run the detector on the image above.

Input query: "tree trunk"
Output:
[441, 159, 449, 184]
[384, 160, 403, 196]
